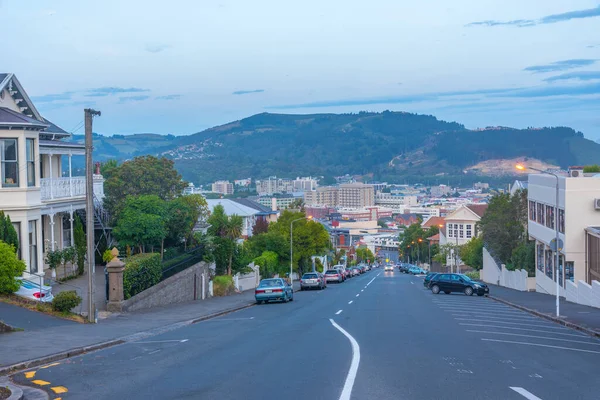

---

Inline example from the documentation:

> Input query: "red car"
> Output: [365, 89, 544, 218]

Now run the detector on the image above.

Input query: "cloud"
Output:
[86, 87, 150, 97]
[589, 44, 600, 48]
[523, 59, 597, 73]
[31, 91, 74, 103]
[232, 89, 265, 95]
[155, 94, 182, 100]
[118, 95, 150, 103]
[268, 82, 600, 109]
[145, 44, 171, 53]
[544, 71, 600, 83]
[466, 5, 600, 27]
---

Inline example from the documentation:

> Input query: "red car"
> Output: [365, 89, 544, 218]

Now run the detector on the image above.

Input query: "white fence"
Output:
[41, 176, 86, 200]
[234, 263, 261, 292]
[566, 280, 600, 309]
[481, 247, 535, 291]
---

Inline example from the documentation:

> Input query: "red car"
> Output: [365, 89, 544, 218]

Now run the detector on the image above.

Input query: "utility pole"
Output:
[85, 108, 101, 323]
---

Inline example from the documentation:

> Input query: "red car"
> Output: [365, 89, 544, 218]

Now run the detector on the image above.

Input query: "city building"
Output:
[430, 184, 452, 197]
[400, 206, 441, 218]
[234, 178, 251, 187]
[439, 204, 488, 269]
[211, 180, 234, 195]
[527, 170, 600, 296]
[375, 193, 418, 210]
[422, 216, 445, 230]
[474, 182, 490, 190]
[338, 183, 375, 208]
[292, 177, 317, 192]
[0, 73, 105, 278]
[205, 199, 258, 238]
[255, 176, 294, 195]
[395, 213, 420, 227]
[304, 186, 338, 207]
[510, 180, 528, 196]
[304, 206, 336, 219]
[256, 193, 303, 211]
[338, 206, 393, 221]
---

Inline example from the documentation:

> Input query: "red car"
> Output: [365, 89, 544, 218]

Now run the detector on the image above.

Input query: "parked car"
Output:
[358, 265, 366, 274]
[423, 272, 439, 288]
[255, 278, 294, 304]
[325, 269, 344, 283]
[333, 267, 347, 281]
[429, 273, 489, 296]
[15, 278, 54, 303]
[300, 272, 326, 290]
[384, 264, 394, 272]
[350, 267, 360, 277]
[399, 264, 411, 273]
[409, 267, 427, 275]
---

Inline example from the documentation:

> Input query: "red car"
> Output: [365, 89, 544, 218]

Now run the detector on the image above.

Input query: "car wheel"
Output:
[464, 287, 474, 296]
[256, 300, 262, 305]
[444, 290, 451, 294]
[431, 285, 440, 294]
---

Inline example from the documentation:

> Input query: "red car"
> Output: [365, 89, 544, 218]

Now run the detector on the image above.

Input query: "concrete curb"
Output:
[489, 295, 600, 339]
[0, 301, 256, 376]
[0, 377, 24, 400]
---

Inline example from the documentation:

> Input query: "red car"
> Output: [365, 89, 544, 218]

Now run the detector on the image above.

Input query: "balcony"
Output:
[41, 177, 86, 201]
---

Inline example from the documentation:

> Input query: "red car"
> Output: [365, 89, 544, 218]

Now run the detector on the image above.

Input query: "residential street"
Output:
[12, 270, 600, 400]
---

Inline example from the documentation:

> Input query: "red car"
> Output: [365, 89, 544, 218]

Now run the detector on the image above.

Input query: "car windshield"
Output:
[459, 274, 473, 282]
[259, 279, 282, 288]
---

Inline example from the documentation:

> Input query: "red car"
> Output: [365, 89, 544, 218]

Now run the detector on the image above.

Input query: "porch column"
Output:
[69, 152, 73, 197]
[69, 206, 74, 247]
[49, 213, 56, 251]
[48, 154, 54, 199]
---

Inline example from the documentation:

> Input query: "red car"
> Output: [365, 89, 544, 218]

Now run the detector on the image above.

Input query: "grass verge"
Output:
[0, 294, 87, 324]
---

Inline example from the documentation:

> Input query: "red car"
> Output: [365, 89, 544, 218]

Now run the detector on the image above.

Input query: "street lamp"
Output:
[516, 163, 561, 317]
[290, 215, 313, 285]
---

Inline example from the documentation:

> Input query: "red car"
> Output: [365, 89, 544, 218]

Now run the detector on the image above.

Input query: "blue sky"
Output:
[1, 0, 599, 139]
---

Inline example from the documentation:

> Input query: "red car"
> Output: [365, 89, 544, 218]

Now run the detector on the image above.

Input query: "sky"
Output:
[1, 0, 599, 139]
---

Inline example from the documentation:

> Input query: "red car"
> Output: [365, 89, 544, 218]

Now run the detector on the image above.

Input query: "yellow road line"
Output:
[24, 371, 36, 379]
[32, 379, 51, 386]
[51, 386, 68, 394]
[40, 362, 61, 369]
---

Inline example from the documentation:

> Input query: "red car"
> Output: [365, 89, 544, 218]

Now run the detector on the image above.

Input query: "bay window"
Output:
[1, 139, 18, 187]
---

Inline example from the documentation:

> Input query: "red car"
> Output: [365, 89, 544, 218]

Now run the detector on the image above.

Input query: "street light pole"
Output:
[517, 164, 561, 317]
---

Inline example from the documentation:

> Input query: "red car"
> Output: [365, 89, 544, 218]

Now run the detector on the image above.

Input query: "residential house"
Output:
[231, 198, 279, 223]
[205, 199, 258, 238]
[395, 213, 419, 227]
[0, 73, 103, 278]
[439, 204, 488, 270]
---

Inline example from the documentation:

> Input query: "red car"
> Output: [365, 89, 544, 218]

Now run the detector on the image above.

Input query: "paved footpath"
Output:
[487, 284, 600, 334]
[0, 289, 258, 369]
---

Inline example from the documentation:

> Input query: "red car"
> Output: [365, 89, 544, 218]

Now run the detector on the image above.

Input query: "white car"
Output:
[384, 265, 394, 272]
[15, 278, 54, 302]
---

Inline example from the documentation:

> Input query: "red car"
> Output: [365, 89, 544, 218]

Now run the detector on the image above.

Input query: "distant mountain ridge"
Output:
[77, 111, 600, 184]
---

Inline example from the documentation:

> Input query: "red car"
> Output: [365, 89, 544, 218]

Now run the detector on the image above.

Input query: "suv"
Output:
[429, 273, 489, 296]
[324, 269, 343, 283]
[300, 272, 326, 290]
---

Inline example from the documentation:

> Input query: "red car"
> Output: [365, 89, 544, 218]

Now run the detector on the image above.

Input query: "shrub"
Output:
[45, 249, 63, 271]
[102, 249, 114, 264]
[51, 290, 82, 313]
[583, 164, 600, 173]
[465, 271, 480, 280]
[213, 275, 234, 296]
[0, 241, 26, 294]
[123, 253, 162, 299]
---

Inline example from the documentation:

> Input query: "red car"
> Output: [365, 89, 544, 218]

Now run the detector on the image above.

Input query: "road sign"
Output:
[550, 238, 564, 252]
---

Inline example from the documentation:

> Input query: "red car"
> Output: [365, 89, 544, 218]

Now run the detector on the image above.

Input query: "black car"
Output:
[423, 272, 439, 288]
[399, 264, 411, 274]
[428, 273, 489, 296]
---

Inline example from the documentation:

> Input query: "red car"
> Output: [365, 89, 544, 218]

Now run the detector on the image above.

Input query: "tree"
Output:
[113, 195, 167, 253]
[100, 159, 119, 180]
[207, 205, 244, 275]
[377, 219, 388, 228]
[247, 231, 288, 261]
[0, 211, 19, 253]
[73, 215, 86, 275]
[399, 223, 427, 263]
[224, 215, 243, 275]
[288, 198, 305, 210]
[583, 164, 600, 173]
[0, 240, 26, 294]
[252, 218, 269, 236]
[104, 156, 187, 219]
[253, 250, 279, 278]
[460, 236, 484, 270]
[355, 247, 374, 263]
[165, 194, 208, 248]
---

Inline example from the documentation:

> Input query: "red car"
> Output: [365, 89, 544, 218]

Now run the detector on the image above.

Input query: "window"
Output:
[558, 209, 565, 233]
[466, 224, 472, 239]
[26, 139, 35, 187]
[545, 205, 554, 229]
[565, 261, 574, 283]
[537, 244, 544, 272]
[447, 224, 453, 238]
[1, 139, 18, 187]
[28, 220, 37, 273]
[537, 203, 545, 225]
[529, 201, 536, 221]
[545, 250, 553, 279]
[459, 224, 464, 239]
[62, 214, 72, 248]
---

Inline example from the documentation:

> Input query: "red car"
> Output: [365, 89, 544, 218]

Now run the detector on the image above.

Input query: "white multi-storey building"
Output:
[0, 73, 104, 277]
[211, 180, 234, 195]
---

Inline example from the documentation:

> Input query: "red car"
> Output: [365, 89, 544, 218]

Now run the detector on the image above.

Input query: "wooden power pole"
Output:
[85, 108, 101, 323]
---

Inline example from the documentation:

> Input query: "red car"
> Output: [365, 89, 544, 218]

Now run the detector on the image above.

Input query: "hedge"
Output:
[52, 290, 82, 312]
[213, 275, 234, 296]
[123, 253, 162, 299]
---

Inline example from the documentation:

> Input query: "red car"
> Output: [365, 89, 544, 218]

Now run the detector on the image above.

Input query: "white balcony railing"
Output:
[41, 177, 86, 201]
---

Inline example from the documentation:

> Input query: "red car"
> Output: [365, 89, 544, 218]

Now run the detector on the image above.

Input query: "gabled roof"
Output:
[40, 117, 69, 135]
[466, 204, 488, 218]
[0, 107, 48, 128]
[230, 198, 273, 213]
[0, 73, 43, 121]
[422, 216, 445, 229]
[206, 199, 259, 217]
[427, 233, 440, 241]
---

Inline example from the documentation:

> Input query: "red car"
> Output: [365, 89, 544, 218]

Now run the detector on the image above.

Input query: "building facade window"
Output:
[545, 205, 555, 229]
[466, 224, 472, 239]
[1, 138, 19, 187]
[28, 220, 37, 274]
[536, 203, 545, 226]
[447, 223, 453, 238]
[545, 250, 553, 279]
[459, 224, 464, 239]
[558, 209, 565, 233]
[558, 255, 563, 287]
[529, 201, 536, 221]
[62, 214, 72, 248]
[537, 243, 544, 272]
[565, 261, 574, 283]
[26, 139, 35, 187]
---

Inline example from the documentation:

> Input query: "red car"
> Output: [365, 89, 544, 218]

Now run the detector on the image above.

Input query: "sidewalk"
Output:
[488, 284, 600, 335]
[0, 289, 257, 370]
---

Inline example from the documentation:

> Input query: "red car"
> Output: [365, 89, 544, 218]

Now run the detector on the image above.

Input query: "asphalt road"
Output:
[13, 270, 600, 400]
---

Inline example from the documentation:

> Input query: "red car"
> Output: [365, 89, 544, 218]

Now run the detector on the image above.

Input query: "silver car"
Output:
[324, 269, 343, 283]
[300, 272, 326, 290]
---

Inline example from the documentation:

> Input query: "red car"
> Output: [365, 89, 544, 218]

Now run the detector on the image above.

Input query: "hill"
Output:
[81, 111, 600, 184]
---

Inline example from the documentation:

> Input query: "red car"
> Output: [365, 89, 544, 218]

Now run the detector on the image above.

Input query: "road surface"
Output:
[13, 270, 600, 399]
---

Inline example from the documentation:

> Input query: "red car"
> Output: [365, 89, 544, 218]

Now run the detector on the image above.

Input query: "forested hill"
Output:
[80, 111, 600, 184]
